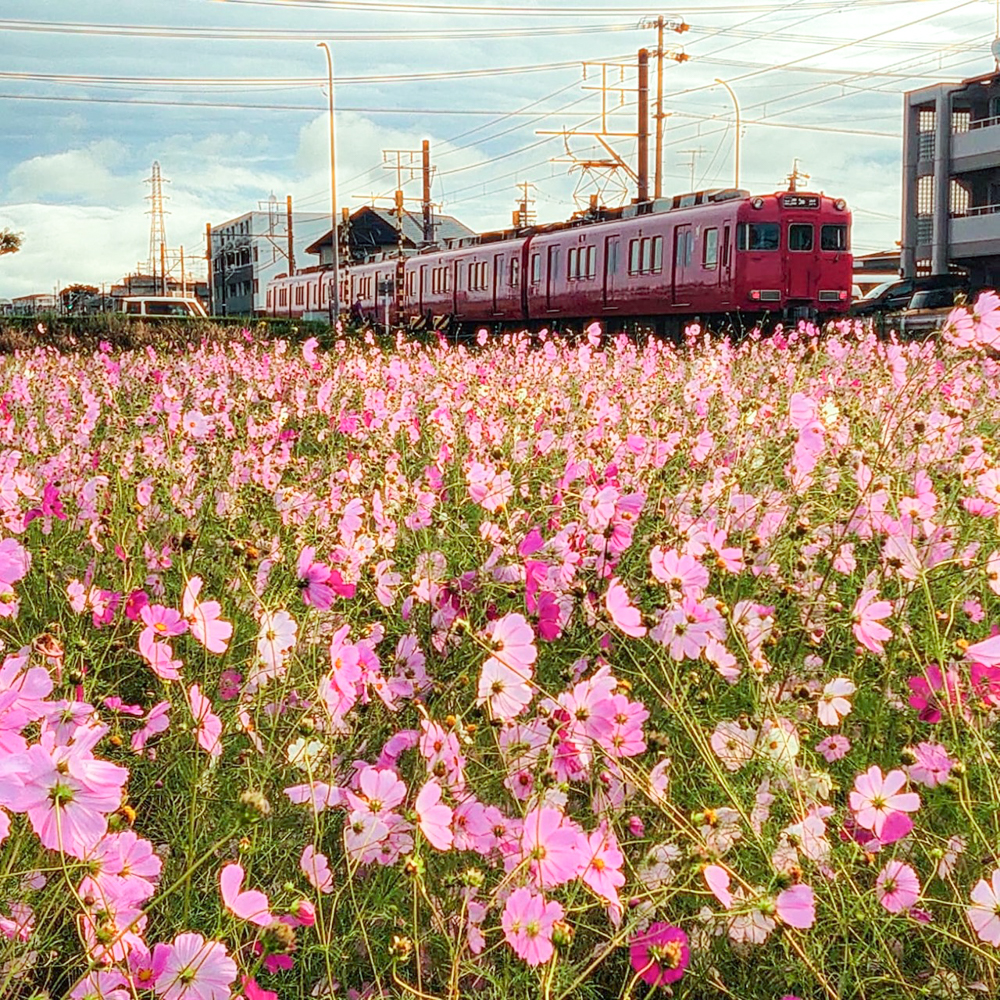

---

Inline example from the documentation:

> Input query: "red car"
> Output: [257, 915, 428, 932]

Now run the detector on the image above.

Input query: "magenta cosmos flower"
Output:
[155, 933, 237, 1000]
[876, 860, 920, 914]
[629, 922, 690, 987]
[848, 765, 920, 839]
[501, 887, 564, 966]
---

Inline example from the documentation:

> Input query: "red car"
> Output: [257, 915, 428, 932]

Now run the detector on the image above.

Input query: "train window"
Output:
[510, 257, 520, 287]
[640, 238, 652, 273]
[628, 240, 640, 275]
[586, 245, 596, 279]
[652, 236, 663, 273]
[703, 228, 719, 268]
[531, 253, 541, 285]
[821, 225, 848, 251]
[789, 224, 814, 252]
[737, 223, 780, 251]
[568, 247, 578, 280]
[606, 238, 619, 276]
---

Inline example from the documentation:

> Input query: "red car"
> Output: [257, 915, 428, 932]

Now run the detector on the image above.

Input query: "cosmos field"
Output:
[4, 302, 1000, 1000]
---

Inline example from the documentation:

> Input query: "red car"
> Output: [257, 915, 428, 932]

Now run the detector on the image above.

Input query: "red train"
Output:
[266, 188, 852, 333]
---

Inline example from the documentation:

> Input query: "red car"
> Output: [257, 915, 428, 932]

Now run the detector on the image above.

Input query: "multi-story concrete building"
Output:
[902, 64, 1000, 288]
[209, 203, 330, 316]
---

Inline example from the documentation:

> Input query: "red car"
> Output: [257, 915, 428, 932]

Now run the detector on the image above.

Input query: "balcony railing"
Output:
[951, 202, 1000, 218]
[918, 132, 935, 159]
[969, 114, 1000, 131]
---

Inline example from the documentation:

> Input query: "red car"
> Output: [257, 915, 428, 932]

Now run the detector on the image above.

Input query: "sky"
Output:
[0, 0, 997, 299]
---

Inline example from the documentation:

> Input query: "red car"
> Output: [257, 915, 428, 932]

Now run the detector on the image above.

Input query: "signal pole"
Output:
[637, 49, 649, 202]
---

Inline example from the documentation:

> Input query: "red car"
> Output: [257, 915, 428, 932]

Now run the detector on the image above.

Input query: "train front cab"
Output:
[733, 193, 852, 319]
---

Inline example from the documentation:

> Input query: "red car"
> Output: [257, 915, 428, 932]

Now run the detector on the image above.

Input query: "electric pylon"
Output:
[146, 161, 170, 278]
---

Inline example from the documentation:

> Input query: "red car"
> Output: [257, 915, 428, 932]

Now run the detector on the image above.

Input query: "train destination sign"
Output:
[782, 195, 820, 208]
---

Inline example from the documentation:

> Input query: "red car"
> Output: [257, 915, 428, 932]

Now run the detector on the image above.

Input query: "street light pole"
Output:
[317, 42, 340, 327]
[714, 78, 741, 189]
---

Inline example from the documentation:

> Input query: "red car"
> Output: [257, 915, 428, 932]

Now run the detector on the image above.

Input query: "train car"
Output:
[266, 269, 350, 321]
[523, 189, 850, 328]
[266, 188, 852, 331]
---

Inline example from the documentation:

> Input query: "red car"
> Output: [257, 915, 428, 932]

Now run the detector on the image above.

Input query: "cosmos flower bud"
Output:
[263, 920, 297, 953]
[238, 790, 272, 824]
[390, 935, 413, 961]
[461, 868, 485, 888]
[551, 920, 574, 949]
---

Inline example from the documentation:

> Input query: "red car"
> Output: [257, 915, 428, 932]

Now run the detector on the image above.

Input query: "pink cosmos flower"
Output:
[817, 676, 856, 726]
[905, 741, 955, 788]
[187, 684, 222, 757]
[297, 546, 335, 609]
[968, 869, 1000, 946]
[580, 824, 625, 908]
[521, 806, 582, 888]
[70, 971, 130, 1000]
[154, 933, 237, 1000]
[816, 734, 850, 762]
[0, 733, 128, 858]
[501, 887, 564, 967]
[849, 765, 920, 839]
[966, 632, 1000, 668]
[140, 603, 187, 639]
[300, 845, 333, 894]
[484, 612, 537, 677]
[852, 589, 892, 654]
[605, 577, 646, 637]
[127, 944, 169, 991]
[649, 547, 709, 596]
[876, 860, 920, 914]
[710, 720, 757, 771]
[775, 884, 815, 928]
[414, 780, 453, 850]
[182, 578, 232, 654]
[131, 700, 170, 753]
[629, 922, 690, 987]
[704, 864, 734, 908]
[219, 863, 273, 926]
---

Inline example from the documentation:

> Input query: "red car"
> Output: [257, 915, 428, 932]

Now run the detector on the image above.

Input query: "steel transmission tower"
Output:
[145, 161, 170, 284]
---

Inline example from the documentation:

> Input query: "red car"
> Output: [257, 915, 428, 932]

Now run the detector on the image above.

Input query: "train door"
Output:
[418, 265, 426, 315]
[787, 222, 815, 300]
[492, 253, 503, 315]
[603, 235, 620, 309]
[672, 225, 694, 306]
[546, 245, 560, 312]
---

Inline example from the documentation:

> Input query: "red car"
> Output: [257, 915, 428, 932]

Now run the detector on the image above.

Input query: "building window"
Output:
[950, 179, 970, 217]
[916, 258, 932, 277]
[703, 228, 718, 268]
[917, 175, 934, 216]
[952, 109, 970, 134]
[918, 108, 936, 133]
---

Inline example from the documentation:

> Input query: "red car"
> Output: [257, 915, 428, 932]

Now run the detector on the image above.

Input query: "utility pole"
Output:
[639, 15, 689, 199]
[317, 42, 339, 326]
[205, 223, 213, 315]
[422, 140, 434, 245]
[180, 246, 186, 297]
[513, 181, 537, 229]
[160, 243, 167, 296]
[785, 159, 810, 192]
[681, 147, 706, 189]
[286, 195, 295, 276]
[637, 49, 649, 202]
[382, 148, 424, 254]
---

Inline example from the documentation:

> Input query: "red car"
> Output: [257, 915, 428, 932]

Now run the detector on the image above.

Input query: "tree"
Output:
[0, 228, 23, 256]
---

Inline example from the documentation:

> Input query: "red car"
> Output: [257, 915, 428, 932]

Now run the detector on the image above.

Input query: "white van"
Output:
[120, 296, 208, 318]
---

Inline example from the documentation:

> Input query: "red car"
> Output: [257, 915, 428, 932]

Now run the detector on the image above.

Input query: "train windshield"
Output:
[821, 225, 849, 251]
[737, 223, 779, 251]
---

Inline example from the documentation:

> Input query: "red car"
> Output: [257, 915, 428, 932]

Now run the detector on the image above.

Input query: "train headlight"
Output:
[834, 199, 847, 211]
[751, 197, 764, 210]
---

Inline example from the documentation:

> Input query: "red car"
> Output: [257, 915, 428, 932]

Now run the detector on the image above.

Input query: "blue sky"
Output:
[0, 0, 996, 298]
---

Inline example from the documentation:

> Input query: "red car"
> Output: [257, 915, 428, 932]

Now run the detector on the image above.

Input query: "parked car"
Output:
[893, 287, 968, 337]
[850, 273, 966, 317]
[120, 296, 208, 318]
